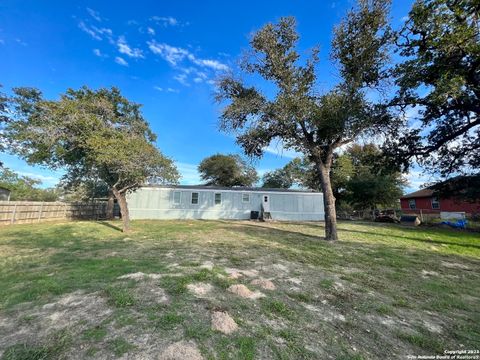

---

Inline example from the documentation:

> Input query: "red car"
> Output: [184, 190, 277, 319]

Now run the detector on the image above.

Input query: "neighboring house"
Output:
[400, 188, 480, 216]
[0, 187, 11, 201]
[127, 185, 324, 221]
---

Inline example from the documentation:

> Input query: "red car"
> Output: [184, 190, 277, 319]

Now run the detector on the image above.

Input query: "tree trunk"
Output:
[112, 188, 130, 232]
[106, 191, 114, 220]
[317, 163, 338, 241]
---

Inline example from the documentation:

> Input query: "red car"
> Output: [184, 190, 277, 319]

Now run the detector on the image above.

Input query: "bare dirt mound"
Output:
[135, 280, 169, 304]
[158, 340, 203, 360]
[118, 272, 162, 280]
[227, 284, 265, 299]
[211, 311, 238, 334]
[250, 278, 276, 290]
[187, 282, 213, 297]
[225, 268, 259, 279]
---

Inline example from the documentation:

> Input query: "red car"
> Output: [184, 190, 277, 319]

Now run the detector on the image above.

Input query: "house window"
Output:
[173, 191, 181, 205]
[214, 193, 222, 205]
[191, 192, 199, 205]
[408, 199, 416, 209]
[431, 197, 440, 209]
[242, 193, 250, 203]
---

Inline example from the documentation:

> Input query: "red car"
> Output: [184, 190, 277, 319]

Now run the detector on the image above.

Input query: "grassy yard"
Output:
[0, 220, 479, 359]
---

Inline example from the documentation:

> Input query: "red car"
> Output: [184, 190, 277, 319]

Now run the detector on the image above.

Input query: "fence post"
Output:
[38, 202, 44, 222]
[11, 204, 17, 224]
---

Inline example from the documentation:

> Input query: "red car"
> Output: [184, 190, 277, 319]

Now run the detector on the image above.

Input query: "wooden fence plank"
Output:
[0, 201, 116, 226]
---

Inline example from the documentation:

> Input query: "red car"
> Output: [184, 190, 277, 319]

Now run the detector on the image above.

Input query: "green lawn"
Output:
[0, 220, 479, 359]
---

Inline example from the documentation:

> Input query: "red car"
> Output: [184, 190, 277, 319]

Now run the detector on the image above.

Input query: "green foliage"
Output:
[271, 143, 404, 209]
[2, 330, 72, 360]
[386, 0, 480, 176]
[198, 153, 258, 186]
[105, 286, 136, 307]
[107, 337, 135, 357]
[5, 86, 179, 231]
[342, 144, 405, 209]
[261, 168, 293, 188]
[0, 168, 59, 201]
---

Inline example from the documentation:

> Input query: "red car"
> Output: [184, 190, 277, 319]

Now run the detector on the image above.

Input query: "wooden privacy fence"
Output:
[0, 201, 117, 225]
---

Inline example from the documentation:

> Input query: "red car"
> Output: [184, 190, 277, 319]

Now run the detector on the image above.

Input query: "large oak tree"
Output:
[216, 1, 393, 240]
[198, 153, 258, 187]
[386, 0, 480, 177]
[5, 86, 179, 232]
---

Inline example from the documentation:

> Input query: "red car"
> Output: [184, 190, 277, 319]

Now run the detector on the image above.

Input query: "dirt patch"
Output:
[118, 272, 162, 281]
[227, 284, 265, 299]
[287, 277, 302, 285]
[211, 311, 238, 334]
[0, 291, 112, 353]
[271, 263, 289, 273]
[250, 278, 276, 290]
[135, 281, 169, 304]
[301, 303, 346, 322]
[158, 340, 203, 360]
[187, 282, 213, 297]
[224, 268, 259, 279]
[441, 261, 471, 270]
[200, 261, 214, 270]
[421, 270, 439, 277]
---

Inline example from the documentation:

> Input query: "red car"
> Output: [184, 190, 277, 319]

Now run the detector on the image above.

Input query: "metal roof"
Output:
[142, 184, 320, 194]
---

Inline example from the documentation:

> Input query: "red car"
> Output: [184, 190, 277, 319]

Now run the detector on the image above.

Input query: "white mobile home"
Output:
[127, 185, 324, 221]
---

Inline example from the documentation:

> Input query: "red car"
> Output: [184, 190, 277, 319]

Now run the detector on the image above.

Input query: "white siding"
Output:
[127, 187, 324, 221]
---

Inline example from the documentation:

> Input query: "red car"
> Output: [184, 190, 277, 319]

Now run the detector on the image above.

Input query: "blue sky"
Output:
[0, 0, 434, 192]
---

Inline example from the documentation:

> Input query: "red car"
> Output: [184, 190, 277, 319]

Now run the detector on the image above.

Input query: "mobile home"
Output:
[127, 185, 324, 221]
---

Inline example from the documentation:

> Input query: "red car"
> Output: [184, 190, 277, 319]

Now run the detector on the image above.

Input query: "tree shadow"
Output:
[95, 221, 123, 232]
[337, 226, 480, 250]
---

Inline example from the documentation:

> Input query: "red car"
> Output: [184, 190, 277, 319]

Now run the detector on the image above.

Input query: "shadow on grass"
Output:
[96, 221, 123, 232]
[272, 221, 480, 251]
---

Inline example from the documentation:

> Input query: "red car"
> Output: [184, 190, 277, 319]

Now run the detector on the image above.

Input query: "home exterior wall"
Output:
[400, 197, 480, 215]
[127, 187, 325, 221]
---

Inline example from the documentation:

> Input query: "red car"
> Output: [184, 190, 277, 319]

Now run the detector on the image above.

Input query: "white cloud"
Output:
[16, 171, 61, 187]
[93, 48, 107, 57]
[173, 73, 189, 86]
[191, 58, 229, 71]
[176, 162, 201, 185]
[264, 140, 301, 159]
[15, 38, 28, 46]
[79, 21, 102, 40]
[79, 21, 113, 42]
[154, 86, 179, 93]
[403, 166, 439, 193]
[87, 7, 102, 22]
[148, 41, 189, 65]
[148, 41, 229, 72]
[117, 36, 144, 58]
[151, 16, 179, 27]
[115, 56, 128, 66]
[147, 27, 155, 35]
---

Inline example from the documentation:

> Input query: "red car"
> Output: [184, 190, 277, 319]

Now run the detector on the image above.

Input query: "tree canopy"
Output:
[268, 144, 404, 210]
[0, 168, 59, 201]
[385, 0, 480, 177]
[216, 1, 393, 240]
[198, 154, 258, 187]
[5, 86, 179, 231]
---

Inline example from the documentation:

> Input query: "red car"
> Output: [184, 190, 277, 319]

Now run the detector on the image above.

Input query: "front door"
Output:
[262, 194, 270, 212]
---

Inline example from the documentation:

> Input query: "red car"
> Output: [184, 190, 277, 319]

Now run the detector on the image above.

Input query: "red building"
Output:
[400, 188, 480, 216]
